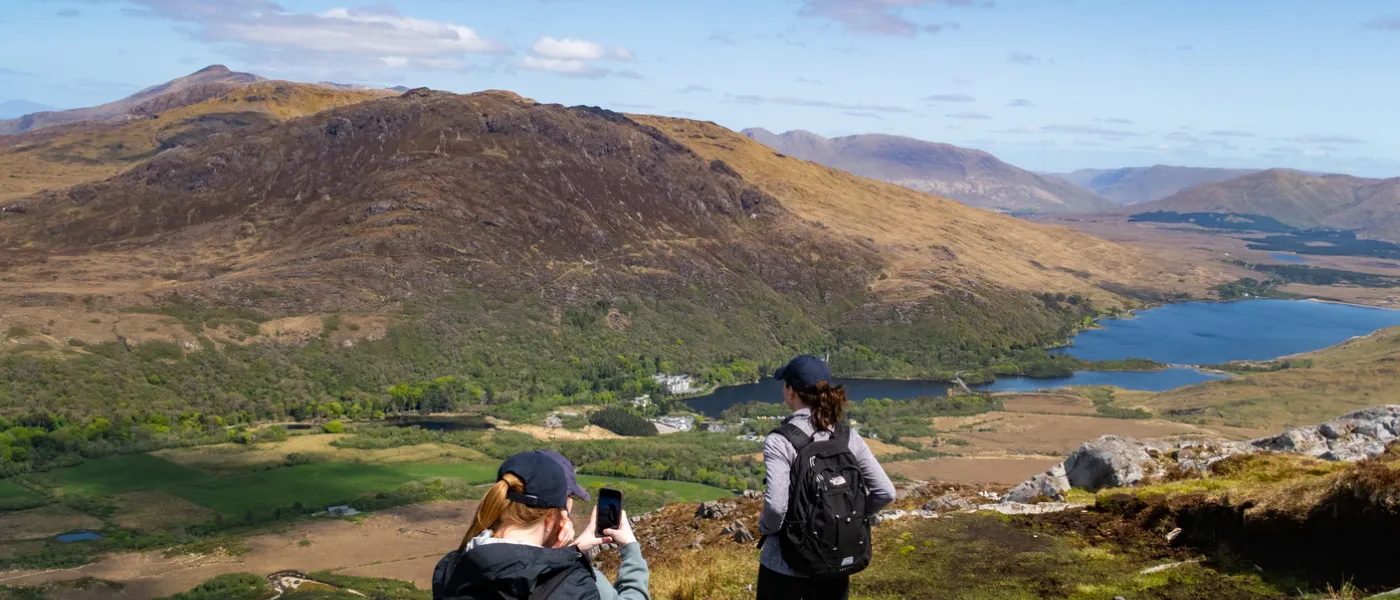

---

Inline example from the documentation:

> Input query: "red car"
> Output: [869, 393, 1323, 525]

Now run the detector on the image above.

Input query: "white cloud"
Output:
[115, 0, 507, 74]
[521, 36, 637, 78]
[531, 37, 633, 61]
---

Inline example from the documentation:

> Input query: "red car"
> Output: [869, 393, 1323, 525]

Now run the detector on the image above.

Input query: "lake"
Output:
[1057, 299, 1400, 365]
[686, 299, 1400, 417]
[1270, 253, 1306, 263]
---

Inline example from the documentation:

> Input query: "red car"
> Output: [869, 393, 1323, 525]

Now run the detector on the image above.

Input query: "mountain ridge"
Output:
[1130, 168, 1400, 240]
[1054, 164, 1260, 205]
[741, 128, 1115, 213]
[0, 65, 267, 136]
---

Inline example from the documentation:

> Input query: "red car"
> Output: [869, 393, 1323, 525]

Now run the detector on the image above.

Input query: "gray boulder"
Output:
[723, 520, 755, 543]
[695, 501, 736, 520]
[1253, 426, 1329, 457]
[1064, 436, 1158, 491]
[1251, 405, 1400, 462]
[1005, 463, 1071, 503]
[922, 493, 977, 512]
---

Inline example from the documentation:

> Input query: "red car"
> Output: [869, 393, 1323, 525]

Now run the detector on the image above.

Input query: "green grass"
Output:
[0, 481, 45, 511]
[39, 454, 205, 496]
[35, 453, 729, 517]
[576, 476, 732, 502]
[169, 462, 498, 515]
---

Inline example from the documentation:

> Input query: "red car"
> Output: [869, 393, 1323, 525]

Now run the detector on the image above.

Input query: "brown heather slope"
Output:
[0, 65, 263, 136]
[0, 80, 394, 203]
[0, 89, 877, 321]
[0, 89, 1232, 393]
[1131, 168, 1400, 241]
[641, 116, 1232, 308]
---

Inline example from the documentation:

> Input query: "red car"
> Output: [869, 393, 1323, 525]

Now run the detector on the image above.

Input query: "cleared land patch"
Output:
[155, 435, 486, 471]
[112, 491, 216, 532]
[0, 506, 104, 542]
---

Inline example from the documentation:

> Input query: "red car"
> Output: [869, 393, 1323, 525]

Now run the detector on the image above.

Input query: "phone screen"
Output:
[595, 488, 623, 536]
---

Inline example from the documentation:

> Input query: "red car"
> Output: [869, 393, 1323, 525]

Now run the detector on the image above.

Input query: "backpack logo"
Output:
[840, 557, 854, 566]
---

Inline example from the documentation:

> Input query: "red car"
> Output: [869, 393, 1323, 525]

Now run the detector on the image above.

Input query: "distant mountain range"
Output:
[1053, 165, 1259, 206]
[742, 128, 1115, 213]
[0, 65, 265, 136]
[1131, 169, 1400, 241]
[0, 100, 57, 120]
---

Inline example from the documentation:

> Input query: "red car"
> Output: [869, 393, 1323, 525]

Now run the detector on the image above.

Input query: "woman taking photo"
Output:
[432, 450, 650, 600]
[756, 355, 896, 600]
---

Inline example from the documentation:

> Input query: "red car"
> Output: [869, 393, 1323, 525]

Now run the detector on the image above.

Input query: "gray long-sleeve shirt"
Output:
[758, 407, 897, 577]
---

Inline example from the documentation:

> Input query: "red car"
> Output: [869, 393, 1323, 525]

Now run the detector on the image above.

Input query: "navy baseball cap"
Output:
[774, 355, 832, 392]
[498, 451, 577, 509]
[538, 449, 591, 502]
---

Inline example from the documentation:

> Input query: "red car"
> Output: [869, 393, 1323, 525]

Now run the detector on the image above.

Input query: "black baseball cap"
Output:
[774, 354, 832, 392]
[497, 451, 589, 509]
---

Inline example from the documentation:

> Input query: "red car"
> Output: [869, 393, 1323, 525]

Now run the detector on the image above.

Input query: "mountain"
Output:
[0, 80, 394, 203]
[1131, 169, 1400, 240]
[0, 88, 1234, 420]
[0, 100, 56, 120]
[741, 128, 1115, 213]
[1054, 165, 1259, 205]
[0, 65, 264, 136]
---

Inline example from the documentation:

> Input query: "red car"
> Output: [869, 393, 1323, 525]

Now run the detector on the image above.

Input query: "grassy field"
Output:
[30, 451, 730, 518]
[35, 455, 499, 516]
[0, 481, 44, 511]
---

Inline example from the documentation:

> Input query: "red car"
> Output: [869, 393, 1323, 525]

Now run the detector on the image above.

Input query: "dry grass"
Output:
[153, 434, 486, 471]
[112, 490, 216, 531]
[0, 505, 104, 543]
[636, 116, 1235, 307]
[1142, 327, 1400, 431]
[491, 423, 621, 441]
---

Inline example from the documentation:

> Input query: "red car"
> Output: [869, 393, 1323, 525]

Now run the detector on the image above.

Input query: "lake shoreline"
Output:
[684, 298, 1400, 416]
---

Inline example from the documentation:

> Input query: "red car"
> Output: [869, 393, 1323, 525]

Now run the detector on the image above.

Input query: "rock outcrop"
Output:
[1005, 463, 1071, 503]
[1064, 435, 1159, 491]
[695, 501, 736, 520]
[1252, 406, 1399, 461]
[1005, 406, 1400, 500]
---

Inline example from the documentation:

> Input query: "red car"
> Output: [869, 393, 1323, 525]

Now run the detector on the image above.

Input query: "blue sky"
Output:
[2, 0, 1399, 175]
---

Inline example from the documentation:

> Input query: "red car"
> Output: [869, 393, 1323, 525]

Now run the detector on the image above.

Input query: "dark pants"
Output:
[757, 566, 850, 600]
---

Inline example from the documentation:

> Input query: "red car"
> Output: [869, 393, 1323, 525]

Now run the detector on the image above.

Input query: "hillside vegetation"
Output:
[0, 86, 1232, 476]
[742, 128, 1114, 213]
[1131, 169, 1400, 242]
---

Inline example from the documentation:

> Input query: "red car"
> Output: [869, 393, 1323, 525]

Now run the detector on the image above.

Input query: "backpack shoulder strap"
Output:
[769, 416, 813, 452]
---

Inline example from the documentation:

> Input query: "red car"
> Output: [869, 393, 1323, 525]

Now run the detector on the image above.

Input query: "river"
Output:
[686, 299, 1400, 417]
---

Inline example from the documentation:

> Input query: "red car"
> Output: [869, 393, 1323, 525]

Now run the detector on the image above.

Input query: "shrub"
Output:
[589, 407, 657, 437]
[323, 420, 346, 434]
[156, 573, 268, 600]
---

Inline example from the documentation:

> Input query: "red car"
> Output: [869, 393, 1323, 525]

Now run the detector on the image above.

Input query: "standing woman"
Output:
[756, 355, 896, 600]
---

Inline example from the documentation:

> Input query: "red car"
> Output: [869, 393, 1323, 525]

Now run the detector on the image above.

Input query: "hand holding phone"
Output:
[595, 487, 623, 536]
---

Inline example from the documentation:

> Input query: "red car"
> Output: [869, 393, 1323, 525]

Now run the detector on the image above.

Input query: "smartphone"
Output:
[595, 488, 623, 536]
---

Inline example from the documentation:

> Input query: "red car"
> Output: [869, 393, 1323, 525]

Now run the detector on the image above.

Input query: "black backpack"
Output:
[768, 418, 872, 578]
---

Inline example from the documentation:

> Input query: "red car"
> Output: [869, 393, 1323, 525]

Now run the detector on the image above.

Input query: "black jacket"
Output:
[432, 539, 600, 600]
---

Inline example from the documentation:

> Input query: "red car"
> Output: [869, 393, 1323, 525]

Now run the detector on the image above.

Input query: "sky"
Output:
[2, 0, 1399, 176]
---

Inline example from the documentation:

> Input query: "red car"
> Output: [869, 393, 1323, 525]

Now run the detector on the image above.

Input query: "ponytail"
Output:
[797, 381, 847, 432]
[460, 473, 557, 549]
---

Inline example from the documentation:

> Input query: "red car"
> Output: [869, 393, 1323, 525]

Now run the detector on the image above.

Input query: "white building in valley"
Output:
[653, 374, 699, 395]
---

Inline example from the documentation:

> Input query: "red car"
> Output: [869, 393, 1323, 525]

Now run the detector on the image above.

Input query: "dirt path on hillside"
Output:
[0, 500, 483, 598]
